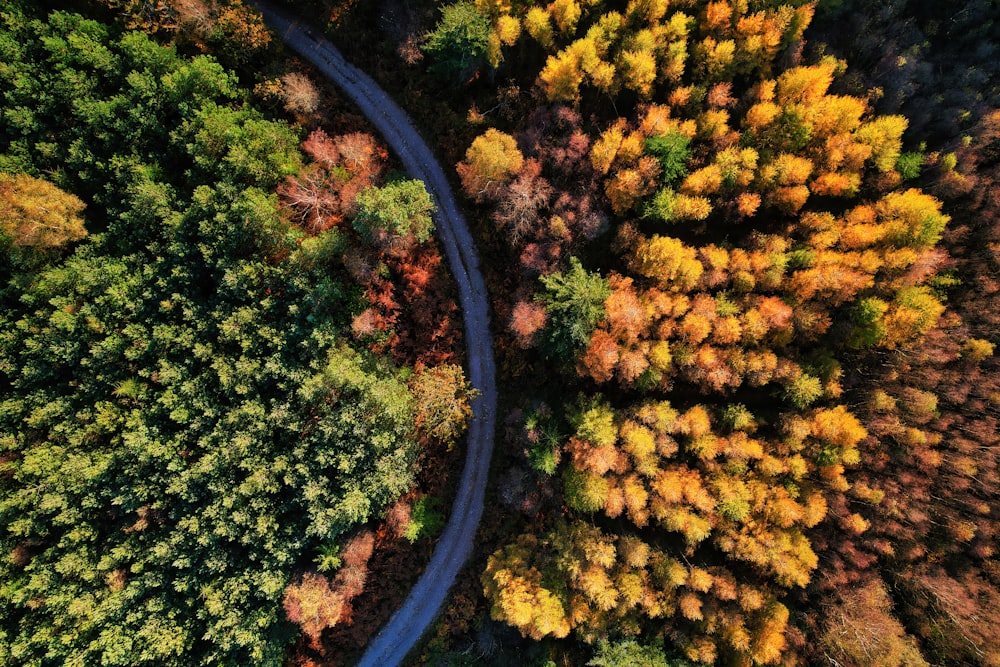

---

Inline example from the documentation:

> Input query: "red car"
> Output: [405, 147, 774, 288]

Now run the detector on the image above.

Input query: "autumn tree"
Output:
[457, 128, 524, 201]
[0, 173, 87, 266]
[410, 363, 476, 444]
[280, 72, 320, 116]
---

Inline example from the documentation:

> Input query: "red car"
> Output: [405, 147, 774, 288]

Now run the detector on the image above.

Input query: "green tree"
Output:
[537, 257, 612, 358]
[0, 8, 436, 666]
[423, 1, 492, 83]
[353, 178, 436, 254]
[589, 639, 683, 667]
[645, 132, 692, 183]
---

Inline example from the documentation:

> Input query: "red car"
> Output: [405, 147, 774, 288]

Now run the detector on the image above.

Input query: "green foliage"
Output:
[785, 373, 824, 408]
[423, 1, 492, 83]
[405, 496, 446, 543]
[645, 132, 692, 183]
[720, 404, 755, 432]
[563, 467, 607, 513]
[0, 8, 422, 667]
[315, 542, 343, 572]
[537, 257, 611, 358]
[848, 297, 890, 348]
[643, 187, 678, 223]
[524, 406, 563, 475]
[588, 639, 678, 667]
[353, 177, 436, 253]
[896, 151, 923, 180]
[925, 269, 960, 298]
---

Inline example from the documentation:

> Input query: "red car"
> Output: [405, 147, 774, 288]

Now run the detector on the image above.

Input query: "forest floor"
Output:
[251, 3, 498, 665]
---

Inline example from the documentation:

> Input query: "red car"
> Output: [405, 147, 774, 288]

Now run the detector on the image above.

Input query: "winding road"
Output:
[250, 3, 497, 666]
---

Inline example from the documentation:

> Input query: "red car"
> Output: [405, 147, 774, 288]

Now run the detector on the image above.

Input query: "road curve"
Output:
[250, 4, 497, 666]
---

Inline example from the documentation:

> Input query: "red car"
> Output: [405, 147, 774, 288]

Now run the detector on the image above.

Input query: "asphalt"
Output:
[251, 4, 498, 665]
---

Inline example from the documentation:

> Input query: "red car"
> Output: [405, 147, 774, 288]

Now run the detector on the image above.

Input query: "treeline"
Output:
[403, 0, 999, 664]
[0, 3, 470, 666]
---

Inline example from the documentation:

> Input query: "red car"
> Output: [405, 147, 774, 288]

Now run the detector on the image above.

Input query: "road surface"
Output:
[250, 4, 498, 666]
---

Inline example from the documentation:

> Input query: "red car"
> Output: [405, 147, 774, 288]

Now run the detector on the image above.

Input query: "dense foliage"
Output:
[424, 0, 1000, 664]
[0, 5, 465, 665]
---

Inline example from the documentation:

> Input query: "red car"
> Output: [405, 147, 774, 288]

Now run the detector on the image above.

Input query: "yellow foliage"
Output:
[540, 49, 586, 102]
[701, 244, 730, 271]
[591, 122, 625, 174]
[777, 61, 835, 105]
[745, 101, 781, 131]
[771, 185, 810, 214]
[589, 59, 617, 92]
[750, 602, 789, 664]
[606, 161, 658, 214]
[626, 0, 670, 23]
[669, 85, 694, 107]
[681, 164, 723, 196]
[680, 313, 712, 344]
[525, 7, 555, 48]
[622, 420, 657, 462]
[548, 0, 582, 35]
[856, 115, 908, 172]
[811, 405, 867, 449]
[639, 104, 678, 137]
[679, 592, 704, 620]
[713, 316, 742, 345]
[764, 153, 813, 185]
[679, 405, 712, 438]
[631, 234, 705, 290]
[496, 14, 521, 45]
[810, 171, 858, 197]
[737, 192, 761, 217]
[620, 49, 658, 98]
[578, 565, 619, 610]
[0, 174, 87, 248]
[623, 474, 650, 524]
[459, 128, 524, 197]
[576, 401, 619, 447]
[619, 534, 651, 567]
[618, 131, 646, 163]
[963, 337, 994, 362]
[881, 287, 945, 348]
[565, 468, 610, 513]
[688, 566, 714, 592]
[697, 37, 737, 77]
[810, 94, 866, 135]
[674, 193, 713, 220]
[648, 340, 673, 372]
[483, 538, 572, 640]
[698, 108, 731, 139]
[715, 146, 759, 186]
[876, 188, 949, 249]
[616, 571, 644, 608]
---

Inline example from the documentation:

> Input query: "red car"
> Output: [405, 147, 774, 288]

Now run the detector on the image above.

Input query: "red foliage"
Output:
[509, 300, 548, 348]
[349, 241, 463, 367]
[279, 130, 386, 233]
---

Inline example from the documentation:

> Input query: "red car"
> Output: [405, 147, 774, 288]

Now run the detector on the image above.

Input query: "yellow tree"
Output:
[0, 174, 87, 249]
[457, 128, 524, 200]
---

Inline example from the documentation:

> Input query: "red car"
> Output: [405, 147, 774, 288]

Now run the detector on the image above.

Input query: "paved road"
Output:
[250, 4, 497, 666]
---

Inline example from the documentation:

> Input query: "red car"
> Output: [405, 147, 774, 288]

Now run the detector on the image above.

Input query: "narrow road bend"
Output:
[250, 4, 498, 666]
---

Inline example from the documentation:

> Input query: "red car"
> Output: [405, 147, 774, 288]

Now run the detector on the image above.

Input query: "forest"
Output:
[1, 0, 998, 666]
